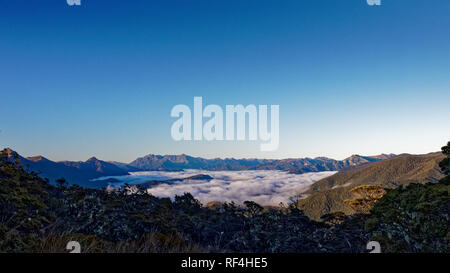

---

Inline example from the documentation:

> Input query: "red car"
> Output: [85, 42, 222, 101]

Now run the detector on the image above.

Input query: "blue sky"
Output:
[0, 0, 449, 162]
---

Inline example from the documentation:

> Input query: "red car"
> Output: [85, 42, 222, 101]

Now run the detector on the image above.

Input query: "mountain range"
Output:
[1, 148, 395, 188]
[126, 153, 396, 172]
[2, 148, 128, 187]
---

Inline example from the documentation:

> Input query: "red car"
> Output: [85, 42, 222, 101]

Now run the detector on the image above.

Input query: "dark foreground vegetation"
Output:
[1, 143, 449, 253]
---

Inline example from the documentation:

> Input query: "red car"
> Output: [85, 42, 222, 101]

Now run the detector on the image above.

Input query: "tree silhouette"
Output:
[439, 141, 450, 175]
[56, 178, 67, 188]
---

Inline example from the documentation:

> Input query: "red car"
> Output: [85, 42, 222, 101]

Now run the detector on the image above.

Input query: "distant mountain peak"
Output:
[313, 156, 334, 160]
[27, 155, 50, 162]
[1, 148, 19, 159]
[86, 157, 99, 162]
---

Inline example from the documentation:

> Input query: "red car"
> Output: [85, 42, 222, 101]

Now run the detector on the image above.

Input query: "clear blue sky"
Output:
[1, 0, 449, 162]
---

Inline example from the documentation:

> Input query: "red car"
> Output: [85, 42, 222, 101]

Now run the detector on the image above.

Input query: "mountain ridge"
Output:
[126, 153, 396, 172]
[1, 148, 129, 187]
[296, 152, 445, 220]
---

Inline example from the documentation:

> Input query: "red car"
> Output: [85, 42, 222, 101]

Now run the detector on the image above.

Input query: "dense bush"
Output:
[1, 148, 449, 253]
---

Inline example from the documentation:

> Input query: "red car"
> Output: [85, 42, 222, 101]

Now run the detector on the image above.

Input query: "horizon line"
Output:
[2, 146, 442, 165]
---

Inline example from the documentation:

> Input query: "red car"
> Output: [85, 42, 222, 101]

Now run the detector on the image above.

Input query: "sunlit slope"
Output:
[297, 152, 445, 220]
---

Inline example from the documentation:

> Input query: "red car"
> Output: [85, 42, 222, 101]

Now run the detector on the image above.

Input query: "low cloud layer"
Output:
[97, 170, 336, 206]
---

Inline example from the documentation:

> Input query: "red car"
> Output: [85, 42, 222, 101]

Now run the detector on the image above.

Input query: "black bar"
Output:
[1, 253, 447, 272]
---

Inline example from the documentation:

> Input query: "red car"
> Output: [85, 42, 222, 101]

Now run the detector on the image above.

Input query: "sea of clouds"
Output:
[95, 170, 336, 206]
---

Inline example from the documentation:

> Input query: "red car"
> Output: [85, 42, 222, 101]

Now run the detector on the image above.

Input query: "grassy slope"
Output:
[297, 153, 445, 220]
